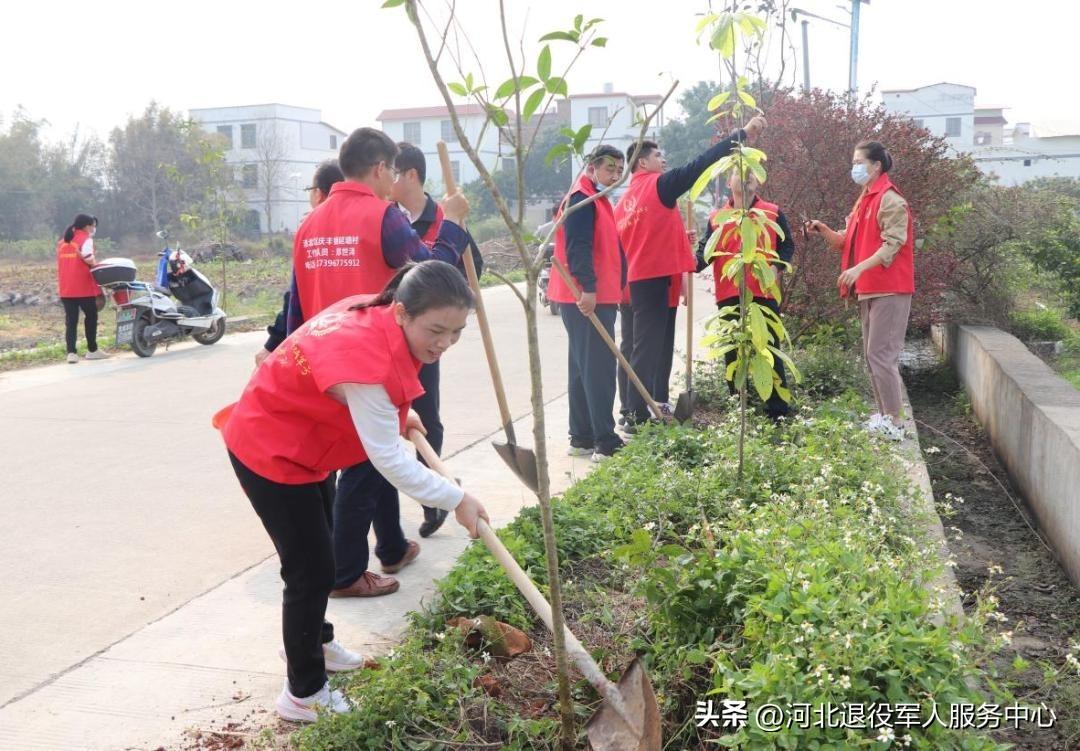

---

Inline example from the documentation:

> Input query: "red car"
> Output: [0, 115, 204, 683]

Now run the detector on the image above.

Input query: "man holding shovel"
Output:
[614, 116, 766, 430]
[548, 145, 628, 462]
[289, 127, 473, 598]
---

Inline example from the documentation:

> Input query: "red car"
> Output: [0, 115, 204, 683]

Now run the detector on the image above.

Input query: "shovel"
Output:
[549, 256, 666, 422]
[408, 429, 661, 751]
[434, 140, 540, 494]
[674, 201, 696, 423]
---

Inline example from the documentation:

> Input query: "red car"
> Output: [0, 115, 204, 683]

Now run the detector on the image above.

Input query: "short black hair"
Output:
[626, 140, 658, 172]
[312, 159, 344, 194]
[395, 142, 427, 184]
[588, 144, 624, 166]
[338, 127, 398, 179]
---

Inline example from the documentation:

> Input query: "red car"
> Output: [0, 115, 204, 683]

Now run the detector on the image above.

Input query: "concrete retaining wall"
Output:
[932, 324, 1080, 586]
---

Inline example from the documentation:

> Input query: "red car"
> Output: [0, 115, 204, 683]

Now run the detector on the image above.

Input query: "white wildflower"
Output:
[876, 725, 895, 743]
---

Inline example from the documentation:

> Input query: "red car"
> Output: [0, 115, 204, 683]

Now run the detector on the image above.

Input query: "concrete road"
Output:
[0, 278, 713, 750]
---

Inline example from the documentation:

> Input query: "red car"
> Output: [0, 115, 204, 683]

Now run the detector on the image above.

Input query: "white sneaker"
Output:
[278, 639, 368, 672]
[275, 679, 351, 723]
[66, 352, 79, 364]
[566, 444, 595, 457]
[84, 350, 110, 360]
[863, 413, 884, 431]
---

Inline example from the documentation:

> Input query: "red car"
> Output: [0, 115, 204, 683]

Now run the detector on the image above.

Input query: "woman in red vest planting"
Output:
[614, 115, 766, 430]
[219, 260, 490, 722]
[805, 140, 914, 441]
[697, 169, 795, 420]
[548, 145, 627, 461]
[56, 213, 108, 363]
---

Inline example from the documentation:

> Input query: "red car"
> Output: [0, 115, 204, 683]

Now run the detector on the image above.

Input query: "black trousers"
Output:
[560, 303, 620, 452]
[61, 296, 99, 354]
[413, 361, 444, 523]
[333, 459, 408, 589]
[617, 303, 633, 415]
[627, 277, 679, 420]
[229, 452, 335, 698]
[717, 296, 790, 417]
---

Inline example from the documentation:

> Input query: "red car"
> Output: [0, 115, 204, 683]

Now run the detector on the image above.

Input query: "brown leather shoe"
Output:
[329, 571, 400, 598]
[381, 540, 420, 574]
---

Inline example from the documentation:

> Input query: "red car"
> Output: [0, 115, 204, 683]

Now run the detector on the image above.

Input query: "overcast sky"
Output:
[4, 0, 1075, 145]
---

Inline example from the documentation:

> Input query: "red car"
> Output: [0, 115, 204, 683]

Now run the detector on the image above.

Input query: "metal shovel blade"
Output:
[585, 658, 662, 751]
[673, 390, 695, 423]
[492, 440, 540, 494]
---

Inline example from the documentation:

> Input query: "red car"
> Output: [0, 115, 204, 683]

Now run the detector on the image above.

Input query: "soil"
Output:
[904, 349, 1080, 750]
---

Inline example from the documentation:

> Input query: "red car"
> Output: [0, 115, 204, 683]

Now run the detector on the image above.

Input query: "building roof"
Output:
[376, 104, 487, 120]
[1032, 120, 1080, 138]
[568, 91, 662, 102]
[881, 82, 976, 94]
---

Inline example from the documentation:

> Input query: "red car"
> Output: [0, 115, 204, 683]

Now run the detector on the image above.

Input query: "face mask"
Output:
[851, 163, 871, 185]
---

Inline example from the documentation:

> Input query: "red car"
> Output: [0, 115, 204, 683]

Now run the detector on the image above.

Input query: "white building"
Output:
[973, 121, 1080, 186]
[568, 85, 667, 175]
[376, 104, 505, 190]
[881, 82, 976, 151]
[189, 104, 346, 234]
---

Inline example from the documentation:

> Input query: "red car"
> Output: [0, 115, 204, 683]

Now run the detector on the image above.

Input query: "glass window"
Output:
[216, 125, 233, 149]
[588, 107, 608, 129]
[441, 120, 453, 142]
[329, 134, 337, 150]
[241, 123, 257, 149]
[403, 121, 422, 145]
[945, 117, 961, 137]
[242, 164, 258, 189]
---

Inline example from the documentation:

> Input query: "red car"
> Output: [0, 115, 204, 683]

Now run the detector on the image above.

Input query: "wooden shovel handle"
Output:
[436, 140, 458, 194]
[683, 201, 695, 390]
[550, 256, 663, 421]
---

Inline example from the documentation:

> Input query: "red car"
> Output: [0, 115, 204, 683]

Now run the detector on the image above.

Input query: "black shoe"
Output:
[419, 507, 449, 538]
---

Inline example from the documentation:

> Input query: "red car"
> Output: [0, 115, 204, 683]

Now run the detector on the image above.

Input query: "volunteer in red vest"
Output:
[56, 213, 108, 364]
[696, 169, 795, 420]
[289, 127, 473, 599]
[614, 115, 766, 430]
[548, 145, 627, 461]
[220, 261, 490, 722]
[390, 141, 484, 536]
[256, 160, 345, 367]
[805, 140, 914, 441]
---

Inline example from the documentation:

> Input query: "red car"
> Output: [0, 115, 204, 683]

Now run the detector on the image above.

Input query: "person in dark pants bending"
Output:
[547, 145, 627, 461]
[613, 116, 766, 429]
[697, 169, 795, 420]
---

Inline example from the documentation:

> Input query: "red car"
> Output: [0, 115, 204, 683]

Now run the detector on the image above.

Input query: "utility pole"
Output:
[800, 19, 811, 92]
[848, 0, 868, 94]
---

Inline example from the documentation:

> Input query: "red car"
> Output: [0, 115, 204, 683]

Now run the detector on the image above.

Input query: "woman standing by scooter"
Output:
[57, 214, 108, 363]
[217, 260, 490, 722]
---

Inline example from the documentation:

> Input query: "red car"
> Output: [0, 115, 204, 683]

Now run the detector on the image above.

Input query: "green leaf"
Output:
[737, 90, 757, 109]
[486, 105, 509, 127]
[537, 45, 552, 81]
[546, 76, 568, 97]
[448, 82, 468, 97]
[545, 143, 571, 166]
[522, 88, 546, 121]
[465, 72, 474, 90]
[573, 124, 593, 153]
[591, 37, 608, 47]
[750, 352, 774, 401]
[494, 78, 518, 100]
[381, 0, 405, 7]
[574, 13, 583, 30]
[539, 30, 578, 43]
[711, 15, 736, 57]
[707, 90, 732, 111]
[695, 13, 720, 35]
[689, 161, 725, 203]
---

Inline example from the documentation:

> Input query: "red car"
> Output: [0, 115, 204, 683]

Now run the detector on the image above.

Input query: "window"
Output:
[588, 106, 608, 129]
[441, 120, 453, 142]
[242, 164, 258, 189]
[403, 121, 422, 144]
[216, 125, 233, 149]
[1023, 159, 1032, 167]
[329, 134, 337, 150]
[241, 123, 257, 149]
[450, 160, 461, 185]
[945, 117, 961, 137]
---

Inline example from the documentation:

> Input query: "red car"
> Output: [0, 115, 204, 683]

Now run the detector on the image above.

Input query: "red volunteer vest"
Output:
[293, 182, 396, 319]
[548, 176, 624, 305]
[614, 171, 696, 283]
[221, 301, 423, 484]
[841, 174, 915, 297]
[708, 197, 780, 302]
[56, 229, 100, 298]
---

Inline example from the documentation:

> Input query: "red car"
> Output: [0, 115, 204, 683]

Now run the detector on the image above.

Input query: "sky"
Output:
[3, 0, 1077, 145]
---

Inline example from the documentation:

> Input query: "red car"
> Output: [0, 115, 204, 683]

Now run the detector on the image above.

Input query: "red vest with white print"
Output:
[614, 171, 696, 283]
[708, 197, 780, 302]
[548, 176, 624, 305]
[56, 229, 100, 298]
[293, 182, 396, 318]
[221, 301, 423, 484]
[841, 174, 915, 297]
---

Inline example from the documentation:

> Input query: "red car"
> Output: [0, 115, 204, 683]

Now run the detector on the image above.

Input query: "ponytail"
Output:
[350, 260, 475, 316]
[63, 213, 98, 243]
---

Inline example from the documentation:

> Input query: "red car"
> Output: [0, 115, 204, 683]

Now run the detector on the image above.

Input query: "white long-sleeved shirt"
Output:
[328, 383, 464, 511]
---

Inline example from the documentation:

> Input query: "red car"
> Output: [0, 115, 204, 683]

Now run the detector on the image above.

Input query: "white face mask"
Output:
[851, 163, 871, 185]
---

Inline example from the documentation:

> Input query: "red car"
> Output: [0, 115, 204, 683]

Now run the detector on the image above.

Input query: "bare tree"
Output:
[252, 123, 291, 234]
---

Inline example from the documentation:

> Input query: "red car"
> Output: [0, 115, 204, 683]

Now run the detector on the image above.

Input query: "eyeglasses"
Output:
[303, 186, 318, 192]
